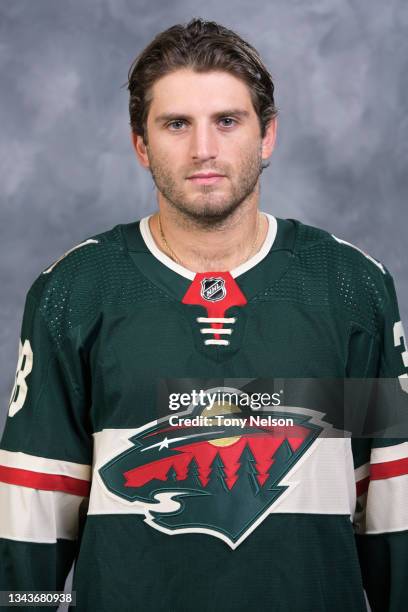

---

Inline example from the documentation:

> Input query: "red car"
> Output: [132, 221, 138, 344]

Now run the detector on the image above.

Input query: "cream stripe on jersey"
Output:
[0, 482, 85, 543]
[0, 450, 91, 480]
[370, 441, 408, 464]
[365, 475, 408, 534]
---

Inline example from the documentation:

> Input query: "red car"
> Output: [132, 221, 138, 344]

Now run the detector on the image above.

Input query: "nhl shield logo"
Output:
[200, 277, 226, 302]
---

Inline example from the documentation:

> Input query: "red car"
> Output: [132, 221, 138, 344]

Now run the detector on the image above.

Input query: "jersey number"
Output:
[9, 339, 33, 417]
[393, 321, 408, 394]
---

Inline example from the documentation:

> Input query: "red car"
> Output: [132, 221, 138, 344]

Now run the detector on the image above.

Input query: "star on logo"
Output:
[141, 432, 214, 453]
[159, 437, 170, 450]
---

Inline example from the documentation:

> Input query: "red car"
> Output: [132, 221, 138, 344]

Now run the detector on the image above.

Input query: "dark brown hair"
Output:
[127, 18, 278, 145]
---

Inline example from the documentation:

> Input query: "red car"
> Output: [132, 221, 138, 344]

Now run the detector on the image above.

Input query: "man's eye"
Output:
[219, 117, 237, 127]
[167, 120, 186, 130]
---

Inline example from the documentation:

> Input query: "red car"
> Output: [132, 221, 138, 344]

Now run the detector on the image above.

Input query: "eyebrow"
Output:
[154, 109, 250, 125]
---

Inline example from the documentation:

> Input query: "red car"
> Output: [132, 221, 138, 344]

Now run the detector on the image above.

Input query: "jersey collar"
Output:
[138, 212, 277, 280]
[121, 212, 297, 302]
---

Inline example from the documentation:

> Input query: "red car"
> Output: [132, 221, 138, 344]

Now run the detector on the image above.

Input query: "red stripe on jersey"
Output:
[0, 465, 91, 497]
[356, 475, 370, 497]
[370, 457, 408, 481]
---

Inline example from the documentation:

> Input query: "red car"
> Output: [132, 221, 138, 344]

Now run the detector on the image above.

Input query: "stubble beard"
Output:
[146, 145, 263, 227]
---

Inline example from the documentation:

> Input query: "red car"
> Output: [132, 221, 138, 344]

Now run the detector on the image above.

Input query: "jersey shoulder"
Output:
[286, 218, 395, 335]
[26, 222, 169, 346]
[291, 217, 389, 282]
[28, 224, 125, 300]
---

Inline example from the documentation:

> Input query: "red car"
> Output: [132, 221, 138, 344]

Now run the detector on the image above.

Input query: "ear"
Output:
[131, 131, 150, 169]
[261, 117, 278, 160]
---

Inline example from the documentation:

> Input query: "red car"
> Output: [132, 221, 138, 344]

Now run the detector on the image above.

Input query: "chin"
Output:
[182, 199, 240, 222]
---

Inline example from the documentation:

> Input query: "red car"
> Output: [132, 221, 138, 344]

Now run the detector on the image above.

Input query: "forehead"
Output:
[148, 69, 255, 116]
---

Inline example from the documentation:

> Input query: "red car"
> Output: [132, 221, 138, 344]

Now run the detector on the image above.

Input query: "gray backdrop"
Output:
[1, 1, 407, 429]
[0, 0, 408, 424]
[0, 3, 405, 609]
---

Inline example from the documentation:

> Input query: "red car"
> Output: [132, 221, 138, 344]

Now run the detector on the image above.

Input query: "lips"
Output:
[187, 173, 224, 179]
[187, 173, 226, 185]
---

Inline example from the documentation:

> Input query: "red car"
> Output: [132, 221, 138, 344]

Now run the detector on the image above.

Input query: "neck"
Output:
[149, 197, 268, 273]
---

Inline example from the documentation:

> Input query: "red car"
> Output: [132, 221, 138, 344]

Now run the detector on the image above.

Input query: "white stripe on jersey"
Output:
[0, 450, 91, 480]
[365, 475, 408, 534]
[370, 441, 408, 464]
[0, 482, 86, 543]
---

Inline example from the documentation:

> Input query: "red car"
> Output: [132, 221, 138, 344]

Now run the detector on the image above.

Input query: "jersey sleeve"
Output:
[0, 281, 93, 601]
[352, 270, 408, 612]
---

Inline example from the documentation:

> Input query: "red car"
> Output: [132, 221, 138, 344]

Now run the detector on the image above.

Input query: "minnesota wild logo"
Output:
[99, 391, 323, 549]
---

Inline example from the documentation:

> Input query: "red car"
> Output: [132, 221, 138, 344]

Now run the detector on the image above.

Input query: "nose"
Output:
[189, 121, 218, 161]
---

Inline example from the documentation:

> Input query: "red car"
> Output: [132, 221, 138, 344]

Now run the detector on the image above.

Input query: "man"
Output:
[0, 18, 407, 612]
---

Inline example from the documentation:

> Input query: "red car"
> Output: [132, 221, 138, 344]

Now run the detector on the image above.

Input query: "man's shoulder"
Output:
[28, 223, 129, 301]
[275, 217, 394, 331]
[288, 217, 388, 279]
[24, 222, 153, 345]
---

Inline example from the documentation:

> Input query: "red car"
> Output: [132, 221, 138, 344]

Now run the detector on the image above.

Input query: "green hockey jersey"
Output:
[1, 213, 407, 611]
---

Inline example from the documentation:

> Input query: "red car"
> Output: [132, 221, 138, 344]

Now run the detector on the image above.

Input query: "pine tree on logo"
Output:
[237, 444, 262, 495]
[165, 466, 179, 483]
[208, 453, 230, 493]
[184, 457, 202, 489]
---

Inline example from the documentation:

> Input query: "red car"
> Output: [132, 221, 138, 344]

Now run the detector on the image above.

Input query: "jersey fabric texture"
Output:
[1, 213, 407, 612]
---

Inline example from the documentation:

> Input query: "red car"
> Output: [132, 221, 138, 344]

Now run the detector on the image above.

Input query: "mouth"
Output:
[187, 173, 226, 185]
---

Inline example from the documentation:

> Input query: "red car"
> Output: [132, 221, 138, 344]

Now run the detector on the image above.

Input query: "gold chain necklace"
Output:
[157, 212, 261, 268]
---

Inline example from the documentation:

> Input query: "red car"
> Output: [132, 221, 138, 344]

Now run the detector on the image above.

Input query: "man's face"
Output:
[134, 68, 276, 222]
